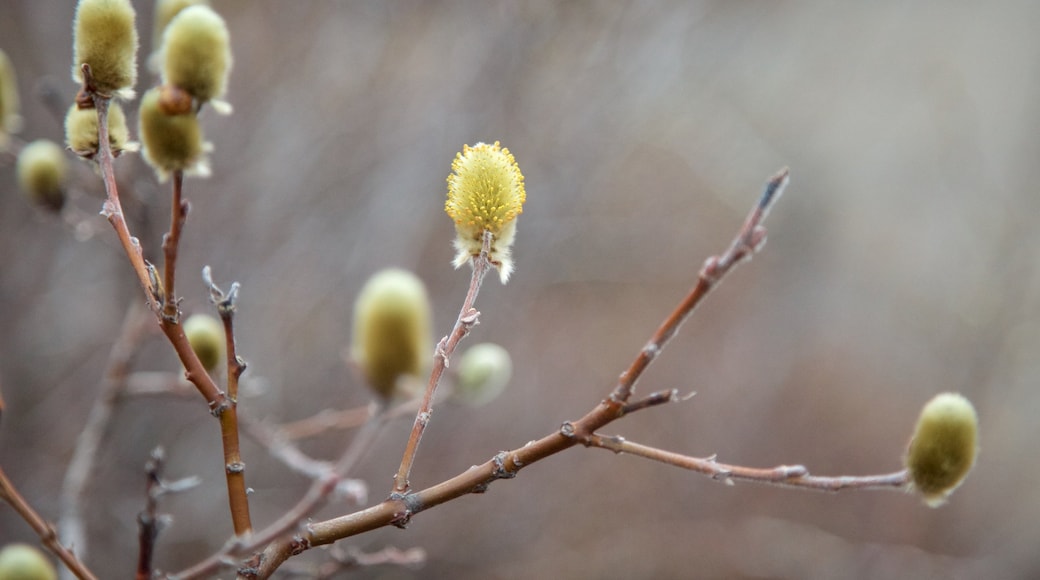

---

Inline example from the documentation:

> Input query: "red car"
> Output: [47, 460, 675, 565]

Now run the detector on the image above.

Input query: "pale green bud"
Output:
[905, 392, 979, 507]
[72, 0, 139, 99]
[184, 313, 224, 371]
[64, 102, 136, 158]
[453, 343, 512, 406]
[16, 140, 68, 211]
[0, 543, 58, 580]
[161, 5, 232, 113]
[138, 86, 211, 181]
[351, 269, 432, 400]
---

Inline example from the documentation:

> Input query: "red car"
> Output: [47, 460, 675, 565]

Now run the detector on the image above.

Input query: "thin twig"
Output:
[611, 167, 789, 404]
[391, 231, 494, 497]
[0, 466, 99, 580]
[161, 170, 188, 322]
[582, 433, 910, 492]
[59, 302, 151, 568]
[203, 268, 253, 536]
[279, 395, 427, 441]
[137, 448, 165, 580]
[279, 546, 425, 578]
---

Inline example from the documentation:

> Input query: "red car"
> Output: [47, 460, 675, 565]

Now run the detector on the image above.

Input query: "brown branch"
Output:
[203, 268, 253, 536]
[136, 449, 165, 580]
[611, 167, 789, 404]
[0, 466, 99, 580]
[391, 230, 495, 497]
[279, 395, 427, 441]
[582, 433, 910, 492]
[160, 170, 188, 322]
[279, 546, 425, 578]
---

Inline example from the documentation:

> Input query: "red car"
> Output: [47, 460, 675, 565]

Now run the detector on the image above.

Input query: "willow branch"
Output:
[160, 170, 187, 322]
[391, 231, 494, 496]
[611, 167, 789, 403]
[582, 433, 910, 492]
[0, 466, 99, 580]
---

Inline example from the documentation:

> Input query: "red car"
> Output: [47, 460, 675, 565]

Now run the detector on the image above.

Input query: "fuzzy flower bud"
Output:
[0, 543, 58, 580]
[905, 392, 979, 507]
[152, 0, 210, 55]
[351, 269, 432, 400]
[17, 140, 68, 211]
[138, 86, 211, 181]
[453, 343, 512, 406]
[161, 4, 232, 113]
[445, 141, 526, 283]
[0, 48, 22, 145]
[64, 102, 136, 158]
[72, 0, 139, 99]
[184, 313, 225, 372]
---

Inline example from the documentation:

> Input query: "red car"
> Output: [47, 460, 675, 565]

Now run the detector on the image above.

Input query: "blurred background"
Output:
[1, 1, 1038, 578]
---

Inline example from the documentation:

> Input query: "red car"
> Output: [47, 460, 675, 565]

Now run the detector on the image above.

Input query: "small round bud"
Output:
[445, 141, 526, 283]
[161, 5, 232, 113]
[453, 343, 512, 406]
[905, 392, 979, 507]
[183, 313, 224, 371]
[138, 86, 211, 181]
[0, 48, 22, 144]
[351, 269, 432, 400]
[64, 102, 135, 158]
[72, 0, 139, 99]
[16, 140, 68, 211]
[0, 543, 58, 580]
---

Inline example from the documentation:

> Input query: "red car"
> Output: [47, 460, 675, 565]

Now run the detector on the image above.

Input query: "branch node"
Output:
[559, 421, 576, 438]
[491, 451, 517, 480]
[225, 462, 246, 475]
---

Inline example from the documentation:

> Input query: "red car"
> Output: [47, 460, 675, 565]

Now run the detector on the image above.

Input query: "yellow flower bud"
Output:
[445, 141, 526, 283]
[351, 269, 432, 400]
[16, 140, 68, 212]
[138, 86, 211, 181]
[72, 0, 139, 99]
[905, 392, 979, 507]
[161, 4, 233, 113]
[64, 102, 136, 158]
[453, 343, 512, 406]
[183, 313, 225, 372]
[0, 48, 22, 144]
[0, 543, 58, 580]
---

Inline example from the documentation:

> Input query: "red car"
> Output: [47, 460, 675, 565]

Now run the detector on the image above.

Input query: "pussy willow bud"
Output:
[0, 48, 22, 144]
[72, 0, 139, 99]
[152, 0, 210, 55]
[17, 140, 68, 211]
[138, 86, 211, 181]
[64, 102, 136, 158]
[905, 392, 979, 507]
[161, 5, 233, 113]
[0, 543, 58, 580]
[351, 269, 432, 400]
[183, 313, 224, 372]
[453, 343, 512, 406]
[445, 141, 526, 283]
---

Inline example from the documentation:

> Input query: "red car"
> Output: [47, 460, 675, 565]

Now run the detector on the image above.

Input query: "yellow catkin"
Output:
[161, 4, 232, 112]
[17, 140, 68, 211]
[153, 0, 210, 54]
[351, 269, 432, 400]
[906, 392, 979, 507]
[444, 141, 526, 283]
[453, 343, 512, 406]
[138, 86, 210, 181]
[0, 543, 58, 580]
[183, 313, 225, 371]
[0, 48, 22, 142]
[64, 102, 134, 157]
[72, 0, 139, 98]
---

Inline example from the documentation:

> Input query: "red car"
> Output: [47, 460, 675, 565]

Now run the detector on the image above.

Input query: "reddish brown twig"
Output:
[612, 167, 789, 404]
[582, 433, 910, 492]
[136, 449, 165, 580]
[160, 170, 188, 322]
[391, 231, 494, 497]
[0, 466, 99, 580]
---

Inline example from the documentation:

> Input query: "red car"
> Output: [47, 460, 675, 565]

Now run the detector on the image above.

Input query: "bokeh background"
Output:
[2, 2, 1038, 578]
